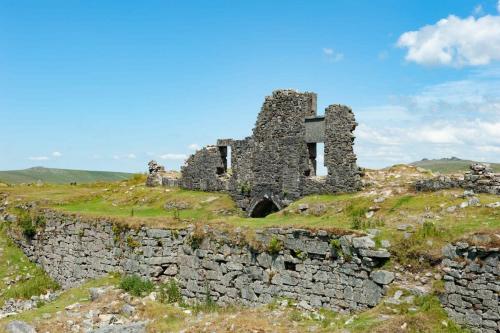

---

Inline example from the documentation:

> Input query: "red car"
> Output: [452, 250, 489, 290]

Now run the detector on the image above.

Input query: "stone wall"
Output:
[12, 210, 394, 312]
[440, 241, 499, 333]
[324, 105, 362, 193]
[178, 89, 362, 216]
[415, 163, 500, 195]
[180, 146, 228, 191]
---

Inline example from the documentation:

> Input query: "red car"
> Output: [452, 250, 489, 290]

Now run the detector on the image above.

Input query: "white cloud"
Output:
[188, 143, 200, 150]
[473, 4, 484, 16]
[29, 156, 49, 161]
[52, 151, 62, 157]
[478, 145, 500, 153]
[159, 153, 187, 160]
[356, 124, 403, 145]
[112, 155, 120, 160]
[397, 14, 500, 67]
[498, 0, 500, 13]
[409, 124, 465, 144]
[354, 71, 500, 167]
[127, 153, 136, 159]
[323, 48, 344, 62]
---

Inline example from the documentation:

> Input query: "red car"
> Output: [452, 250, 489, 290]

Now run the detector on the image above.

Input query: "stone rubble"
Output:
[145, 160, 179, 188]
[0, 291, 60, 319]
[415, 163, 500, 195]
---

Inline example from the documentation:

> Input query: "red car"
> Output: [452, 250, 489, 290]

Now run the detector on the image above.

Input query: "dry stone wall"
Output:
[12, 210, 393, 312]
[415, 163, 500, 195]
[180, 146, 228, 191]
[440, 242, 499, 333]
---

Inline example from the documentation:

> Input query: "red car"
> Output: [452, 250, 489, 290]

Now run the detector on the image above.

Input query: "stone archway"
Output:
[249, 197, 279, 218]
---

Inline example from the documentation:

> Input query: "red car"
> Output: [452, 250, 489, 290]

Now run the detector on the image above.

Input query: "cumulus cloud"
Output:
[127, 153, 136, 159]
[188, 143, 200, 150]
[356, 124, 403, 145]
[52, 151, 62, 157]
[478, 145, 500, 153]
[354, 71, 500, 167]
[323, 48, 344, 62]
[28, 156, 49, 161]
[159, 153, 187, 160]
[473, 4, 484, 16]
[397, 13, 500, 67]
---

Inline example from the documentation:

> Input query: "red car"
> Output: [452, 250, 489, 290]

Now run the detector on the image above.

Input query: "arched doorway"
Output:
[249, 198, 279, 218]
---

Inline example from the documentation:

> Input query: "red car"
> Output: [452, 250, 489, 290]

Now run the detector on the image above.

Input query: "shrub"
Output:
[350, 216, 363, 230]
[267, 236, 283, 255]
[18, 212, 36, 239]
[119, 275, 154, 296]
[421, 221, 440, 238]
[3, 273, 59, 301]
[158, 279, 182, 304]
[330, 238, 344, 257]
[346, 204, 368, 230]
[187, 227, 205, 249]
[126, 235, 140, 248]
[173, 208, 181, 221]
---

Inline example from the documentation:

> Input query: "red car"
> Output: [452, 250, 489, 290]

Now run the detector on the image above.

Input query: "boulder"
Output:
[5, 321, 37, 333]
[352, 236, 375, 249]
[371, 270, 395, 285]
[89, 287, 106, 301]
[90, 323, 146, 333]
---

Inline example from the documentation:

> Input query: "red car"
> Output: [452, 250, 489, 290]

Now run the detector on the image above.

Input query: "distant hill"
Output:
[0, 167, 133, 184]
[410, 157, 500, 174]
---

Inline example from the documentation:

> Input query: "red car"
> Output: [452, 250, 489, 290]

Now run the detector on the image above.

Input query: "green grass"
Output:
[158, 280, 183, 304]
[0, 224, 59, 306]
[119, 275, 154, 296]
[2, 172, 499, 269]
[0, 167, 133, 184]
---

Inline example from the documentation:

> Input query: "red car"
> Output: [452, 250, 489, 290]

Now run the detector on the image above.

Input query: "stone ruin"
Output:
[146, 160, 179, 187]
[154, 89, 362, 217]
[415, 163, 500, 195]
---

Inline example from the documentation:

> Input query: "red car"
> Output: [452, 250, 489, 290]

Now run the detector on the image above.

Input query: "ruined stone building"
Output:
[177, 89, 362, 217]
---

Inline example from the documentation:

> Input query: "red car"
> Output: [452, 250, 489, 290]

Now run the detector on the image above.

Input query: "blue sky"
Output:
[1, 0, 500, 172]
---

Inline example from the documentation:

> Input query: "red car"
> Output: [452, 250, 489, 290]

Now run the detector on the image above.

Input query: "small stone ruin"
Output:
[149, 89, 362, 217]
[415, 163, 500, 195]
[146, 160, 179, 187]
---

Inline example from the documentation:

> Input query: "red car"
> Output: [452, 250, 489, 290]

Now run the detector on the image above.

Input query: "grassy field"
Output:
[1, 165, 492, 332]
[2, 167, 499, 269]
[0, 167, 133, 184]
[410, 157, 500, 174]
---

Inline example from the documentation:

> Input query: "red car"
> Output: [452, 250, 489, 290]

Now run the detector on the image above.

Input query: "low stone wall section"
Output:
[415, 163, 500, 195]
[11, 210, 394, 312]
[440, 242, 499, 333]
